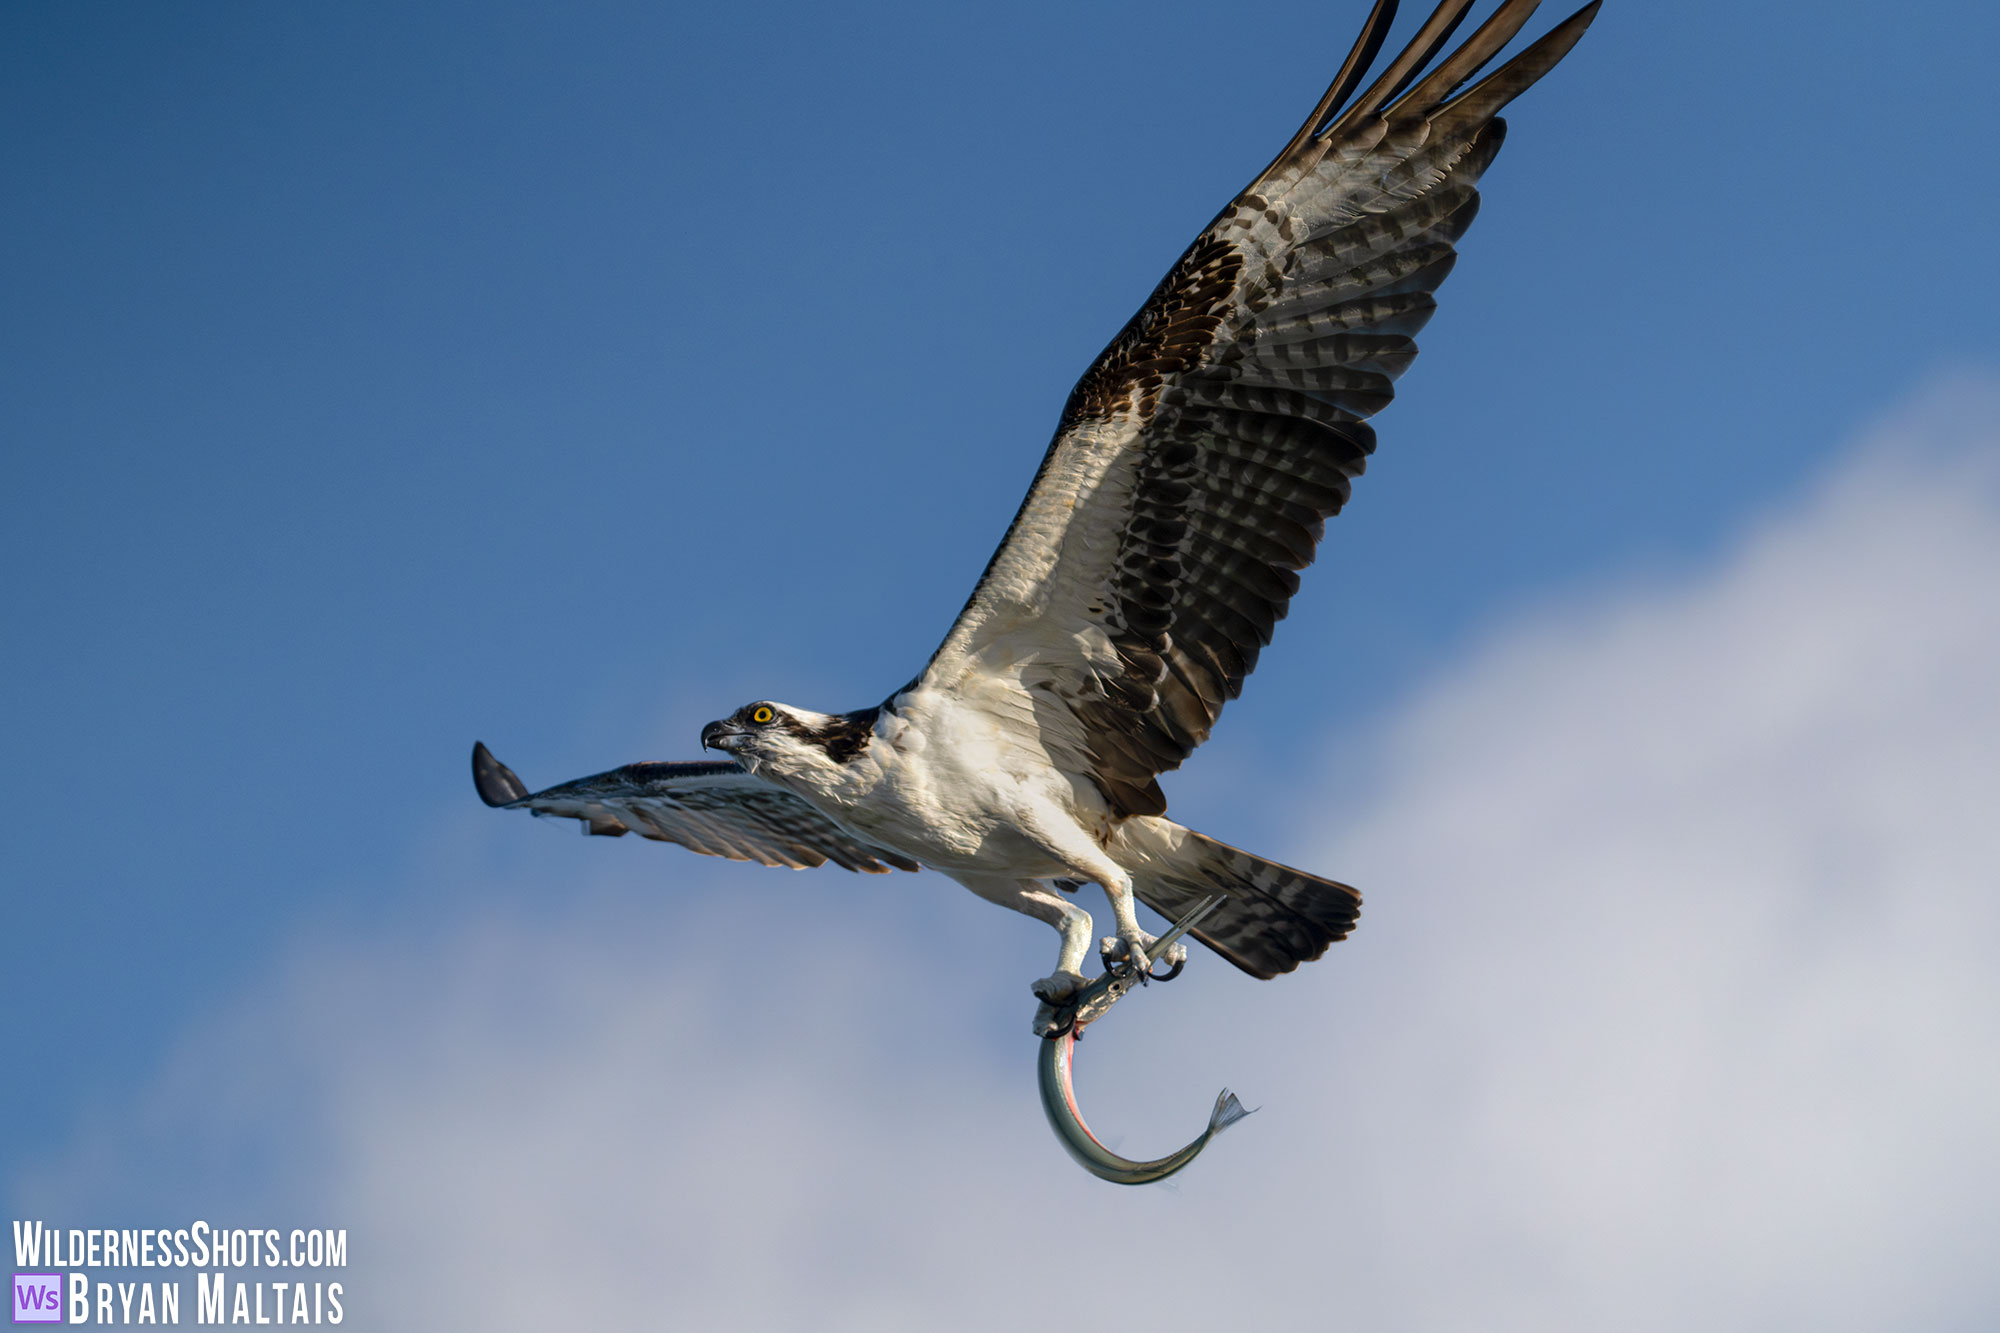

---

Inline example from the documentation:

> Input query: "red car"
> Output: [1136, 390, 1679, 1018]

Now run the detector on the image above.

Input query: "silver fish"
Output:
[1033, 894, 1251, 1184]
[1038, 1027, 1253, 1185]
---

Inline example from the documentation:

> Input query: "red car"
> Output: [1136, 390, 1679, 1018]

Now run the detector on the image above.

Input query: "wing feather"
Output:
[919, 0, 1598, 817]
[470, 742, 921, 875]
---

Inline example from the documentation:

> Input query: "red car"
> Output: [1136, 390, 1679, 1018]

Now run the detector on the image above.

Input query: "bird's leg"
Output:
[1032, 891, 1095, 1006]
[1019, 883, 1097, 1038]
[950, 875, 1095, 1015]
[1096, 871, 1187, 980]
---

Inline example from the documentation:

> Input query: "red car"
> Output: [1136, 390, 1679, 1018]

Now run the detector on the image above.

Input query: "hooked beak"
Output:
[701, 719, 746, 753]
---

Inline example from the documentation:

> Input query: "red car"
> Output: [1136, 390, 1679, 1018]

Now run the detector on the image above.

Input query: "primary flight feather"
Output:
[475, 0, 1600, 1007]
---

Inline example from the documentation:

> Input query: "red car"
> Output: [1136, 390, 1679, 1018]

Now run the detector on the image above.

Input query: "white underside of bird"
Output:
[704, 686, 1174, 1003]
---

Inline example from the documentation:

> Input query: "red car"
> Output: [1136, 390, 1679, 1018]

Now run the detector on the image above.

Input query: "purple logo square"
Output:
[12, 1272, 64, 1324]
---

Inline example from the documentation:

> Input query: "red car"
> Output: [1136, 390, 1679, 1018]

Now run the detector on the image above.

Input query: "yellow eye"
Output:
[751, 705, 775, 725]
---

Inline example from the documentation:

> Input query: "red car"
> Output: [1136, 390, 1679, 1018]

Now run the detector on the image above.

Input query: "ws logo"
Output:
[13, 1272, 63, 1323]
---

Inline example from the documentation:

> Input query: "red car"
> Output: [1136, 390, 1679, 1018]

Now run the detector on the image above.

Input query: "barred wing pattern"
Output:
[471, 742, 921, 874]
[922, 0, 1599, 818]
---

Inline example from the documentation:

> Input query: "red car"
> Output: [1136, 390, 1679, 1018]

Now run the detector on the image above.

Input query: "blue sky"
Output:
[6, 2, 2000, 1327]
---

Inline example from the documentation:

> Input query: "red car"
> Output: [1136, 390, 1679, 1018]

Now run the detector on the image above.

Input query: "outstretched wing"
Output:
[920, 0, 1598, 817]
[472, 742, 921, 874]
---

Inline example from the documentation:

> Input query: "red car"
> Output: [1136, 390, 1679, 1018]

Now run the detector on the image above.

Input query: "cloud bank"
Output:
[17, 378, 2000, 1330]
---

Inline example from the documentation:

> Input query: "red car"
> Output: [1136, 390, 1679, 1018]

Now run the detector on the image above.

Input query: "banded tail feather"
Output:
[1113, 817, 1360, 980]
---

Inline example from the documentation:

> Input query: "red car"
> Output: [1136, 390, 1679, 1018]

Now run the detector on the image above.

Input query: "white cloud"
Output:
[1290, 374, 2000, 1330]
[16, 377, 2000, 1330]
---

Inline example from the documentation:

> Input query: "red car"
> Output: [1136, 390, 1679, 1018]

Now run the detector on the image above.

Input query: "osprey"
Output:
[474, 0, 1599, 1009]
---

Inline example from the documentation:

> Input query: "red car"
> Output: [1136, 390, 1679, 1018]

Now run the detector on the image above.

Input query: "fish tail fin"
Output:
[1209, 1088, 1255, 1137]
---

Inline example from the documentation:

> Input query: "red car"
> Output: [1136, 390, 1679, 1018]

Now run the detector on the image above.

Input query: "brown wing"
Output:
[472, 742, 921, 874]
[920, 0, 1599, 817]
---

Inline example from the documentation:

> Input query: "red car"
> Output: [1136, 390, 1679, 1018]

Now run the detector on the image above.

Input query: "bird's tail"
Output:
[1111, 816, 1360, 980]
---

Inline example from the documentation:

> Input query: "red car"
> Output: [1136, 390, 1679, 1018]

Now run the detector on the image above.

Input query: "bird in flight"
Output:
[475, 0, 1599, 1013]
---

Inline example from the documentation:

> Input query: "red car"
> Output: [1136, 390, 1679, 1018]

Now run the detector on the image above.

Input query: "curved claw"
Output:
[1034, 1005, 1075, 1040]
[1100, 935, 1188, 985]
[1099, 952, 1143, 985]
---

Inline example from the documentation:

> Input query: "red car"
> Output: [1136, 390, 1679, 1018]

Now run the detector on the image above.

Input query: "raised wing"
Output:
[921, 0, 1598, 817]
[472, 742, 921, 874]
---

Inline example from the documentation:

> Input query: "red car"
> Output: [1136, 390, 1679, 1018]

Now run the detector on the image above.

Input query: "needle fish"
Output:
[1037, 1025, 1252, 1184]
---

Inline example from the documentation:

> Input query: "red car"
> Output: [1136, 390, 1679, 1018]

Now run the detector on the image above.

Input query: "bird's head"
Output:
[700, 700, 878, 783]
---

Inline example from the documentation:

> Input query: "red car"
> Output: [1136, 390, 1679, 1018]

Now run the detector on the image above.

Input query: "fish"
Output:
[1033, 893, 1251, 1184]
[1038, 1025, 1253, 1185]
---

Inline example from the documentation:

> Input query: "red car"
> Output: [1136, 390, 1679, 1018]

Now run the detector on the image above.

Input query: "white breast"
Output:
[815, 684, 1095, 878]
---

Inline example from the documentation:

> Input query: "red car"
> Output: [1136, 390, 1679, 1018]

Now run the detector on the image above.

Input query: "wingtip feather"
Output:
[1331, 0, 1480, 133]
[1247, 0, 1400, 192]
[1295, 0, 1400, 149]
[1393, 0, 1545, 115]
[472, 741, 531, 807]
[1434, 0, 1601, 126]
